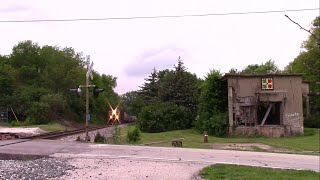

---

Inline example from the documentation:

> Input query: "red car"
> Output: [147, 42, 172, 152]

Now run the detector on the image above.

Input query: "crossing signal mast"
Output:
[69, 55, 104, 141]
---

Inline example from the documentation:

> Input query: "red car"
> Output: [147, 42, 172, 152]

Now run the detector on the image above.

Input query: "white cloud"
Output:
[124, 45, 185, 77]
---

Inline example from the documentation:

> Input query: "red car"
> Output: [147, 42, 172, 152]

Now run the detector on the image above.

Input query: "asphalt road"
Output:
[0, 140, 319, 179]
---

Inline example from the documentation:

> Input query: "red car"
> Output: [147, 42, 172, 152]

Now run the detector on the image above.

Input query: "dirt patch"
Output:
[211, 143, 294, 153]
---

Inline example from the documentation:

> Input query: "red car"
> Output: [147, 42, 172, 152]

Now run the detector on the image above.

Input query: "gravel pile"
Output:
[0, 157, 75, 180]
[59, 124, 127, 142]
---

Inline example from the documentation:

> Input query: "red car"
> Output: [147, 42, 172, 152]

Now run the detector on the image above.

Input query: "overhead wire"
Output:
[0, 8, 318, 23]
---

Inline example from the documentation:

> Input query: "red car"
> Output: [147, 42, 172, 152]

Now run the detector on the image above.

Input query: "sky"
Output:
[0, 0, 319, 94]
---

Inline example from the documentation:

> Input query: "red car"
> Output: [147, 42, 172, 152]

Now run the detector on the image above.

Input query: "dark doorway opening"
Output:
[257, 102, 281, 125]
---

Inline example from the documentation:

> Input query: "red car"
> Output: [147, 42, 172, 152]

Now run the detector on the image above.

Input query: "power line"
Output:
[0, 8, 318, 23]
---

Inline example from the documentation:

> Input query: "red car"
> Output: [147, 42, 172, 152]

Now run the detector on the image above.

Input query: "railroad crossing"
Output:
[0, 139, 319, 171]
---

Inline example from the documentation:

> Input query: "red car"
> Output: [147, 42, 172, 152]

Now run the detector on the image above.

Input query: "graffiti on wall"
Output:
[285, 112, 302, 126]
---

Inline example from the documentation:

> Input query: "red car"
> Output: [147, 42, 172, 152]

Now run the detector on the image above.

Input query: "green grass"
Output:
[119, 126, 320, 152]
[200, 164, 320, 180]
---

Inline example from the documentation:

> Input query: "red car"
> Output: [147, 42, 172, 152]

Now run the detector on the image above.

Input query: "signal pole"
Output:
[70, 55, 103, 141]
[85, 55, 93, 141]
[85, 69, 90, 141]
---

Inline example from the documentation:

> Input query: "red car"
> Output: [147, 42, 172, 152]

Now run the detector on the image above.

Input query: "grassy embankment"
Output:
[119, 126, 319, 153]
[200, 164, 320, 180]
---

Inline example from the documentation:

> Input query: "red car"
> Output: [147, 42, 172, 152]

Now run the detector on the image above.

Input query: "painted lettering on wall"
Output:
[285, 112, 299, 119]
[285, 112, 302, 126]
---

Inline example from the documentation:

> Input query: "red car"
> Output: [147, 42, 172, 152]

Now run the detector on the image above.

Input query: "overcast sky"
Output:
[0, 0, 319, 94]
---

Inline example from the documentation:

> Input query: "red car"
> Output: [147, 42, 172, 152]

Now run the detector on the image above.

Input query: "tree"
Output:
[158, 70, 200, 118]
[139, 68, 160, 105]
[284, 16, 320, 127]
[174, 56, 187, 72]
[241, 60, 280, 74]
[137, 57, 200, 131]
[0, 55, 13, 105]
[121, 91, 140, 115]
[195, 70, 228, 136]
[0, 41, 119, 125]
[158, 58, 200, 118]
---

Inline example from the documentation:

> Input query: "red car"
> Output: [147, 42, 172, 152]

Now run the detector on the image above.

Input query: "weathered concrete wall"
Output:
[234, 127, 259, 137]
[225, 74, 305, 136]
[234, 126, 286, 138]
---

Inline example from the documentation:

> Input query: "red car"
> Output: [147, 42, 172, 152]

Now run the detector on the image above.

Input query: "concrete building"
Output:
[223, 74, 309, 137]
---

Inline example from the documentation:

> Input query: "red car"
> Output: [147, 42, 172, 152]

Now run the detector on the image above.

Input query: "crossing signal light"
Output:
[70, 86, 82, 97]
[93, 86, 104, 98]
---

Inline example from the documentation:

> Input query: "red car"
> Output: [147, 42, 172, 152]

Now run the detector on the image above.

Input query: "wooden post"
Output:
[203, 131, 208, 143]
[10, 107, 19, 123]
[305, 95, 310, 117]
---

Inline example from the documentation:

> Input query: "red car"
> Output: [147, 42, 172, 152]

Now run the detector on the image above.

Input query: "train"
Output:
[107, 108, 136, 125]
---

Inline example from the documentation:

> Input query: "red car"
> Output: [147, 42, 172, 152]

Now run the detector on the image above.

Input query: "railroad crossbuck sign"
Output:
[86, 55, 94, 80]
[261, 78, 273, 90]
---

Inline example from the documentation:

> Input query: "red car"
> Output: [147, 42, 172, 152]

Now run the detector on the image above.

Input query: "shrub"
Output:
[106, 124, 121, 144]
[196, 111, 229, 137]
[304, 113, 320, 128]
[208, 112, 229, 137]
[304, 128, 316, 136]
[94, 132, 106, 143]
[10, 121, 21, 127]
[127, 126, 141, 143]
[137, 102, 193, 133]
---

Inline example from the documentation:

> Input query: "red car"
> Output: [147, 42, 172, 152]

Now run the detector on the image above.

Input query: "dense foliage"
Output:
[241, 59, 280, 74]
[126, 126, 141, 143]
[137, 102, 193, 132]
[285, 17, 320, 128]
[136, 59, 200, 132]
[195, 70, 228, 136]
[0, 40, 119, 124]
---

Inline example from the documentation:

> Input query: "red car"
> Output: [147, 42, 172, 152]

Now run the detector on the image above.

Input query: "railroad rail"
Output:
[19, 126, 108, 140]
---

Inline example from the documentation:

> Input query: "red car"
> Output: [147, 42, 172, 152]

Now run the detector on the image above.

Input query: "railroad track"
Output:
[20, 126, 108, 140]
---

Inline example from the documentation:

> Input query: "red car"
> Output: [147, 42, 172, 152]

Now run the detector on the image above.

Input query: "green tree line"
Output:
[0, 40, 119, 125]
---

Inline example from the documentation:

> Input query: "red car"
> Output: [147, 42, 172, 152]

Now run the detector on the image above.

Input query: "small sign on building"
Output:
[261, 78, 273, 90]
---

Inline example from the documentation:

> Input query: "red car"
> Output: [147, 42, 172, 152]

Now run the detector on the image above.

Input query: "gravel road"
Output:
[60, 158, 205, 180]
[0, 156, 205, 180]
